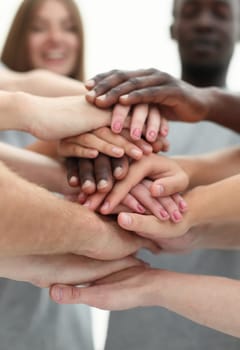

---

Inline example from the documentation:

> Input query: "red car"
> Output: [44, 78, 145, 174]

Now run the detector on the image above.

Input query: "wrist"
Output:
[0, 91, 30, 131]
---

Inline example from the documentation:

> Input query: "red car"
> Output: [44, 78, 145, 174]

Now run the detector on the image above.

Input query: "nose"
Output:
[194, 10, 216, 31]
[47, 27, 63, 43]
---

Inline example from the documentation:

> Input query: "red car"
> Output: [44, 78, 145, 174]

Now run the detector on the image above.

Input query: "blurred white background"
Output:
[1, 0, 240, 88]
[0, 1, 240, 350]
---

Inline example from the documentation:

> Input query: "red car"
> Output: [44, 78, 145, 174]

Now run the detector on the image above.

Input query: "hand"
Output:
[71, 211, 159, 260]
[97, 154, 189, 215]
[80, 178, 187, 223]
[85, 68, 209, 123]
[49, 265, 158, 308]
[0, 254, 144, 288]
[24, 94, 112, 140]
[109, 103, 169, 142]
[59, 126, 147, 161]
[65, 154, 129, 192]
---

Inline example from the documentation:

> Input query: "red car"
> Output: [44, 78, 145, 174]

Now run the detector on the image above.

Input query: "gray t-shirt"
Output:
[105, 121, 240, 350]
[0, 63, 94, 350]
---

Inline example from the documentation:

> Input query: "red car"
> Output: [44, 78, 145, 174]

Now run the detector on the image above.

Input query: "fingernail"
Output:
[101, 201, 110, 212]
[120, 94, 129, 101]
[172, 210, 182, 222]
[86, 90, 96, 98]
[130, 148, 142, 159]
[53, 286, 63, 302]
[120, 213, 132, 226]
[78, 192, 86, 203]
[69, 176, 79, 186]
[114, 166, 123, 178]
[179, 200, 188, 211]
[161, 127, 169, 136]
[97, 180, 108, 190]
[160, 209, 169, 218]
[85, 79, 95, 88]
[83, 200, 91, 207]
[113, 122, 122, 132]
[96, 94, 106, 101]
[132, 128, 141, 139]
[82, 180, 93, 190]
[154, 184, 164, 196]
[148, 130, 156, 141]
[137, 204, 146, 213]
[112, 147, 124, 156]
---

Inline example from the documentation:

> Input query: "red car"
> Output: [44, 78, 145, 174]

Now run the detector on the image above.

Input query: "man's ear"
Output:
[170, 23, 177, 41]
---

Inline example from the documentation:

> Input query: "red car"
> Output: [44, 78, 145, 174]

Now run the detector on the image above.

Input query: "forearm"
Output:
[187, 174, 240, 226]
[0, 160, 95, 256]
[0, 91, 29, 131]
[150, 270, 240, 337]
[205, 87, 240, 132]
[0, 142, 68, 193]
[0, 69, 87, 97]
[174, 146, 240, 188]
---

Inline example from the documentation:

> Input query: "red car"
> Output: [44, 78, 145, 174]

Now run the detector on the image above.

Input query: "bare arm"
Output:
[0, 91, 111, 139]
[0, 141, 74, 194]
[86, 68, 240, 133]
[53, 266, 240, 338]
[0, 68, 86, 96]
[0, 161, 155, 259]
[174, 146, 240, 189]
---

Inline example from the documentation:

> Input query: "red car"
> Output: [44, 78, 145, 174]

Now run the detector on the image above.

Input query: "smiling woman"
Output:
[1, 0, 85, 80]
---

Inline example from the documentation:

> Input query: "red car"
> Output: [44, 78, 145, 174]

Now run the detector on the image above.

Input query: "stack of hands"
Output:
[2, 68, 240, 337]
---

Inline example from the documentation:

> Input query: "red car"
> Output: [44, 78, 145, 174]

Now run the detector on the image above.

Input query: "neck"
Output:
[181, 63, 228, 88]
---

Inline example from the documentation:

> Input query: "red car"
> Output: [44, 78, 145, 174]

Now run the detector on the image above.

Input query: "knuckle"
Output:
[129, 77, 141, 86]
[97, 126, 109, 138]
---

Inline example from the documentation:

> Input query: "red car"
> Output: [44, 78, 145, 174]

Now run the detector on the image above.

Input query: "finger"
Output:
[130, 104, 149, 140]
[119, 85, 173, 106]
[172, 193, 188, 213]
[131, 182, 170, 220]
[111, 104, 131, 134]
[118, 213, 163, 237]
[95, 127, 143, 160]
[94, 154, 113, 193]
[151, 136, 170, 153]
[159, 117, 169, 137]
[99, 158, 151, 214]
[82, 192, 107, 211]
[111, 156, 129, 180]
[66, 133, 124, 158]
[65, 157, 80, 187]
[121, 193, 146, 214]
[157, 196, 183, 223]
[59, 139, 98, 158]
[86, 69, 154, 107]
[78, 159, 96, 194]
[150, 172, 189, 198]
[145, 105, 161, 142]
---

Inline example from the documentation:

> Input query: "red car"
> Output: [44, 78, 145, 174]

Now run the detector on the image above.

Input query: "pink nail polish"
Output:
[132, 128, 141, 138]
[172, 210, 182, 222]
[179, 200, 188, 211]
[160, 209, 169, 218]
[137, 204, 146, 213]
[148, 130, 156, 140]
[113, 122, 122, 132]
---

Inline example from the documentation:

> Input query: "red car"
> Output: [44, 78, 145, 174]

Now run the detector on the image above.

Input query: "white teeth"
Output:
[45, 51, 65, 59]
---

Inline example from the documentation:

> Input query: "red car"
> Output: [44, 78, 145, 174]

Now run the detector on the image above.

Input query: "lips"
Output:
[189, 38, 220, 52]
